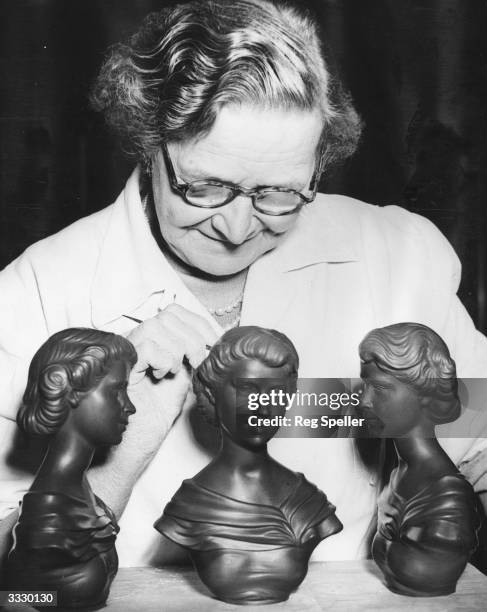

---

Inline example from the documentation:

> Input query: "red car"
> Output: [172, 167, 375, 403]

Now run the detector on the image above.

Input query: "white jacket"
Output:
[0, 168, 486, 565]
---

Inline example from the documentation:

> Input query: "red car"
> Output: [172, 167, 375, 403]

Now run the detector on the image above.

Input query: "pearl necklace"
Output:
[207, 292, 244, 317]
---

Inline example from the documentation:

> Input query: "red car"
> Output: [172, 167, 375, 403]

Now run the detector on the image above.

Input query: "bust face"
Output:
[213, 358, 293, 448]
[70, 360, 135, 447]
[358, 361, 430, 437]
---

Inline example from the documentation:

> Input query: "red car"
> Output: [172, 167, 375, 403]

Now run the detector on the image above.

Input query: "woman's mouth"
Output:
[199, 231, 258, 247]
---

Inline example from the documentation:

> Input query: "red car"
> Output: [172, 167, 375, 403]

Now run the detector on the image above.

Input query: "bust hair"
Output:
[91, 0, 361, 172]
[194, 325, 299, 424]
[359, 323, 460, 425]
[18, 328, 137, 437]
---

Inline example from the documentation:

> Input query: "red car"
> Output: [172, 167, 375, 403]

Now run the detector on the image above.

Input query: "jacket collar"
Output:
[269, 194, 359, 272]
[91, 167, 182, 325]
[91, 168, 358, 325]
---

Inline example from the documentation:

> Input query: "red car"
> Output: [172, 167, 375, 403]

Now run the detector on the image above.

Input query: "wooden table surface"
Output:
[104, 561, 487, 612]
[4, 561, 485, 611]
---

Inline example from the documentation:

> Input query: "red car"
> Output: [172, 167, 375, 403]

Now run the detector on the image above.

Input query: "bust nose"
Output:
[256, 400, 272, 419]
[210, 196, 256, 245]
[359, 386, 373, 410]
[124, 397, 136, 416]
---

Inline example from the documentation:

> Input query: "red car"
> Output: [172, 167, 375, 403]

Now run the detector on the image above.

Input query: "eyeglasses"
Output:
[161, 143, 320, 216]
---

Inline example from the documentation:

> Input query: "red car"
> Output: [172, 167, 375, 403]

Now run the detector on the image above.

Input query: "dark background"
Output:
[1, 0, 486, 331]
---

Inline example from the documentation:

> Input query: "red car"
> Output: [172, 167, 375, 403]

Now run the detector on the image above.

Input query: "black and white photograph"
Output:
[0, 1, 486, 610]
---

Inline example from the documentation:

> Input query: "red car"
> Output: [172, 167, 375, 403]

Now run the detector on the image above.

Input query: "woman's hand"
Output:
[123, 303, 219, 453]
[126, 304, 219, 386]
[88, 305, 218, 518]
[124, 367, 192, 458]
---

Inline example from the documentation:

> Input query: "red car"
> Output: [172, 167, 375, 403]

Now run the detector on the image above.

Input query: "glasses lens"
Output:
[186, 182, 234, 207]
[255, 191, 303, 214]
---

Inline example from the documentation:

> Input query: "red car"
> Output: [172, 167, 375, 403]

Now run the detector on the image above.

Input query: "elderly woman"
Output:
[358, 323, 480, 596]
[0, 0, 486, 568]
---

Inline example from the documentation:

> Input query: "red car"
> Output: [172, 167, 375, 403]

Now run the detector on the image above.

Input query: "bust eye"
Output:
[371, 383, 388, 393]
[110, 384, 127, 400]
[235, 382, 257, 393]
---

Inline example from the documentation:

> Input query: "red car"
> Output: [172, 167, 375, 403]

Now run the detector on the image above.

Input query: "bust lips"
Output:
[118, 419, 129, 432]
[356, 407, 384, 435]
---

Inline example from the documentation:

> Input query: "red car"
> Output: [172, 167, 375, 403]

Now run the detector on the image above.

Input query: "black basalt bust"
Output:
[358, 322, 480, 597]
[5, 328, 137, 610]
[155, 326, 342, 605]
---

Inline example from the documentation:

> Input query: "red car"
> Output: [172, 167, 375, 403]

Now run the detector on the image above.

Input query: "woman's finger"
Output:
[158, 304, 219, 345]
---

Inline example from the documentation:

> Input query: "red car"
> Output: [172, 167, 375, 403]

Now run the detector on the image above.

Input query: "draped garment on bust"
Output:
[6, 491, 119, 608]
[155, 472, 337, 551]
[373, 473, 480, 596]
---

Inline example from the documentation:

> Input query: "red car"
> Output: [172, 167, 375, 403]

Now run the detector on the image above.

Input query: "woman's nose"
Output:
[210, 196, 256, 245]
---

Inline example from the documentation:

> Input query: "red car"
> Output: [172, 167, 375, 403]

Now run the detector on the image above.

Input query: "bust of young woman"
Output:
[6, 328, 137, 610]
[155, 326, 342, 604]
[358, 322, 480, 597]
